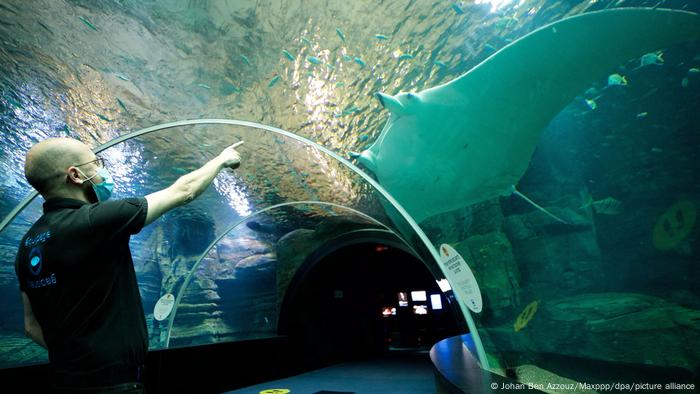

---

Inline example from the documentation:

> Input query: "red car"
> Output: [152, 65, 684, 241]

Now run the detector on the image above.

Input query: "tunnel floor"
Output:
[225, 349, 435, 394]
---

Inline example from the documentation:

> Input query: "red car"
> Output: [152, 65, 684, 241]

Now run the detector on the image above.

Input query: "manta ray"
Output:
[354, 8, 700, 224]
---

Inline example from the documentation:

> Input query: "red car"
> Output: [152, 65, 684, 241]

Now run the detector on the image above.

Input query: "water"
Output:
[1, 0, 699, 391]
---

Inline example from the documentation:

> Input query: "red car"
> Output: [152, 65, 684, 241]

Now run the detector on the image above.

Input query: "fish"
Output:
[637, 111, 648, 117]
[375, 34, 389, 40]
[282, 50, 295, 61]
[682, 77, 689, 87]
[240, 55, 251, 66]
[37, 21, 53, 34]
[358, 134, 370, 142]
[221, 82, 241, 94]
[246, 220, 278, 234]
[608, 73, 628, 86]
[336, 28, 346, 42]
[689, 67, 700, 73]
[355, 8, 700, 224]
[335, 82, 345, 87]
[398, 53, 414, 61]
[96, 114, 111, 122]
[496, 16, 519, 29]
[354, 57, 366, 67]
[307, 56, 322, 65]
[343, 105, 361, 115]
[451, 3, 464, 15]
[579, 196, 622, 215]
[434, 60, 448, 68]
[116, 98, 128, 113]
[639, 51, 664, 67]
[334, 106, 361, 117]
[197, 83, 211, 89]
[6, 96, 23, 109]
[585, 98, 597, 110]
[584, 87, 599, 96]
[78, 16, 98, 31]
[267, 75, 281, 88]
[300, 37, 312, 46]
[114, 73, 130, 81]
[651, 147, 663, 153]
[342, 55, 353, 62]
[0, 3, 19, 15]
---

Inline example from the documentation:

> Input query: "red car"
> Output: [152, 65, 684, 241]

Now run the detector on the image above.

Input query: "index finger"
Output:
[230, 141, 244, 149]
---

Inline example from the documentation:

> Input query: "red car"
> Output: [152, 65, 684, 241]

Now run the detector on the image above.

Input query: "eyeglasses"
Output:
[74, 157, 104, 168]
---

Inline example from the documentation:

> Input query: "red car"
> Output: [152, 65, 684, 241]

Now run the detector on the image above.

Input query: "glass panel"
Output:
[0, 198, 45, 367]
[0, 121, 468, 370]
[6, 2, 695, 387]
[417, 40, 700, 393]
[165, 202, 388, 348]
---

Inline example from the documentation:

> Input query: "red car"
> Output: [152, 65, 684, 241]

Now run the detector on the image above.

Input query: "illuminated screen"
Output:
[398, 292, 408, 306]
[430, 294, 443, 310]
[436, 279, 452, 292]
[411, 290, 427, 301]
[413, 305, 428, 315]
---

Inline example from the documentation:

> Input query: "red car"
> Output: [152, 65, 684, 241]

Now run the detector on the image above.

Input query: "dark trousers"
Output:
[50, 364, 145, 393]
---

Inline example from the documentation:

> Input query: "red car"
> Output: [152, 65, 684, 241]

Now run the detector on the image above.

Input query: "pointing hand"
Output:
[219, 141, 243, 169]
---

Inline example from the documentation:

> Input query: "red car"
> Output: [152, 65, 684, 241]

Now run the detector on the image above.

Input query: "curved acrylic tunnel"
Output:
[0, 119, 486, 368]
[163, 201, 389, 348]
[4, 1, 700, 391]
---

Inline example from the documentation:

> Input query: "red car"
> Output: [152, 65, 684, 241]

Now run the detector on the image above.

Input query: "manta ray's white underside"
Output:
[357, 8, 700, 223]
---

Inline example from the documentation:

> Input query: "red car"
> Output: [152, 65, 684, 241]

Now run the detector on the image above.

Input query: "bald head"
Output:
[25, 138, 93, 196]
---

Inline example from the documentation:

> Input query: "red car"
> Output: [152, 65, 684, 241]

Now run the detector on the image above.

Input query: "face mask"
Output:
[77, 167, 114, 202]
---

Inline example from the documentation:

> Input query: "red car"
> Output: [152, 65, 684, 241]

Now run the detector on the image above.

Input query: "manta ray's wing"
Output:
[426, 7, 700, 175]
[363, 8, 700, 223]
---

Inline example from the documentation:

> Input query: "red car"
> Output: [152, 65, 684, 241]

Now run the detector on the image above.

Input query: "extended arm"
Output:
[21, 292, 47, 349]
[144, 141, 243, 226]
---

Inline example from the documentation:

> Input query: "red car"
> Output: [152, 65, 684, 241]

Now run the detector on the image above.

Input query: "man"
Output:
[14, 137, 243, 393]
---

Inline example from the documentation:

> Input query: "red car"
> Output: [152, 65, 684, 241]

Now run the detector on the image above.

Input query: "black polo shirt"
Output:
[14, 197, 149, 385]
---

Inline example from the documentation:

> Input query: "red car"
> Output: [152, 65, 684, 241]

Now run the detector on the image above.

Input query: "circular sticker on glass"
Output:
[438, 244, 482, 313]
[154, 293, 175, 321]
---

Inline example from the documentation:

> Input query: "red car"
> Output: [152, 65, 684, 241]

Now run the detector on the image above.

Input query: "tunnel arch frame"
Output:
[163, 200, 401, 347]
[0, 119, 488, 367]
[276, 228, 467, 339]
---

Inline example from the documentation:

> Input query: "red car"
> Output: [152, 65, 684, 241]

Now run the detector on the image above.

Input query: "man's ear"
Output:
[66, 167, 84, 185]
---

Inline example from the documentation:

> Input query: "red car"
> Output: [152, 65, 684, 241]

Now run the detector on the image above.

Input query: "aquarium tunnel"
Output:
[1, 1, 700, 393]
